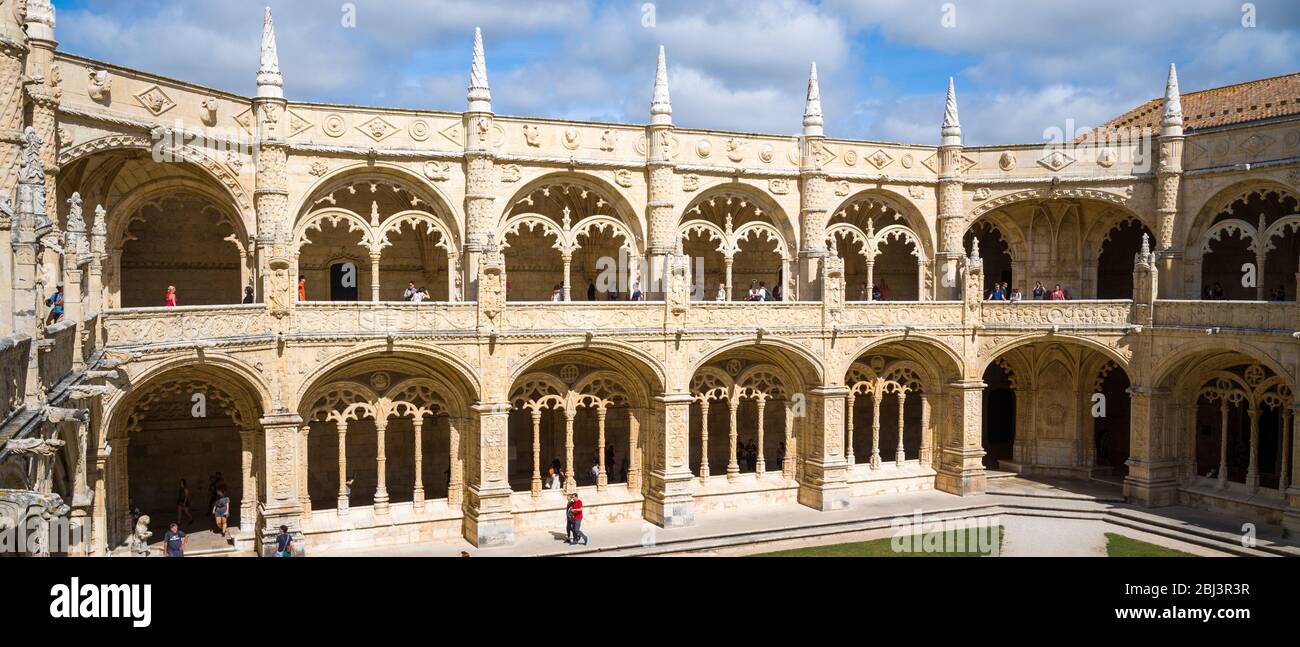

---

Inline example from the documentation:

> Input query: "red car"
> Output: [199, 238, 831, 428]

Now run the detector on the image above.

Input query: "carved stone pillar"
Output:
[935, 380, 987, 496]
[896, 391, 907, 465]
[698, 399, 710, 480]
[845, 394, 856, 465]
[412, 417, 425, 511]
[784, 401, 797, 479]
[919, 392, 933, 467]
[448, 416, 463, 507]
[797, 386, 850, 511]
[335, 419, 349, 515]
[530, 408, 542, 497]
[596, 405, 608, 490]
[563, 408, 576, 492]
[726, 397, 739, 480]
[374, 417, 390, 514]
[258, 414, 306, 556]
[755, 397, 767, 476]
[237, 428, 259, 543]
[298, 424, 311, 513]
[1246, 404, 1260, 492]
[1124, 385, 1178, 506]
[644, 394, 694, 527]
[463, 402, 513, 546]
[870, 394, 882, 468]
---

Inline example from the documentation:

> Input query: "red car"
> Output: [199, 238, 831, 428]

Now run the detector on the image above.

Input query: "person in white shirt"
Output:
[1010, 288, 1022, 302]
[402, 281, 417, 301]
[716, 283, 727, 301]
[411, 287, 429, 303]
[550, 284, 563, 302]
[757, 281, 769, 302]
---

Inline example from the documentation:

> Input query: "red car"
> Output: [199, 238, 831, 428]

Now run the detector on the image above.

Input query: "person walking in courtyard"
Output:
[274, 525, 294, 557]
[176, 478, 193, 527]
[564, 492, 576, 543]
[212, 488, 230, 537]
[164, 285, 177, 307]
[568, 492, 588, 546]
[163, 522, 187, 558]
[45, 285, 64, 324]
[242, 285, 255, 304]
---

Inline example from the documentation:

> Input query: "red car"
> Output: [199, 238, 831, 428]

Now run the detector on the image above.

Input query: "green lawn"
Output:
[1104, 532, 1196, 557]
[753, 526, 1003, 557]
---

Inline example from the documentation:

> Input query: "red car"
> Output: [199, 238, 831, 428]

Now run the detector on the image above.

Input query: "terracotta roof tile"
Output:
[1083, 72, 1300, 141]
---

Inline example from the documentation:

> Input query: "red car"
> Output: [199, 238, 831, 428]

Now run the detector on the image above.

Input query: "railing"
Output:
[96, 298, 1300, 350]
[102, 304, 274, 346]
[982, 299, 1133, 327]
[1153, 300, 1296, 331]
[39, 321, 77, 388]
[296, 301, 478, 335]
[0, 335, 30, 424]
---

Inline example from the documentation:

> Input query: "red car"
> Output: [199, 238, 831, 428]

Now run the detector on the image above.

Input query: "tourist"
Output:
[716, 283, 727, 301]
[298, 276, 306, 301]
[607, 288, 618, 300]
[872, 285, 882, 301]
[568, 492, 588, 546]
[163, 522, 187, 558]
[551, 284, 564, 302]
[587, 280, 596, 301]
[176, 478, 193, 527]
[564, 492, 576, 543]
[45, 285, 64, 324]
[1032, 281, 1045, 300]
[590, 456, 600, 484]
[411, 286, 429, 303]
[403, 281, 418, 301]
[747, 279, 759, 301]
[858, 282, 869, 301]
[630, 283, 643, 301]
[1010, 286, 1023, 302]
[345, 476, 354, 501]
[164, 285, 177, 307]
[212, 488, 230, 537]
[772, 281, 783, 301]
[880, 283, 890, 301]
[274, 525, 293, 557]
[242, 285, 255, 304]
[757, 281, 769, 302]
[546, 467, 561, 490]
[1050, 284, 1066, 300]
[1209, 282, 1225, 299]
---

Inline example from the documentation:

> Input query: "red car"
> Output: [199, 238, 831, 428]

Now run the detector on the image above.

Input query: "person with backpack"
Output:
[45, 285, 64, 324]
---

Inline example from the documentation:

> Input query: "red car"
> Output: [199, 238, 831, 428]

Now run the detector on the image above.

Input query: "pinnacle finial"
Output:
[1161, 63, 1183, 133]
[970, 236, 981, 261]
[256, 7, 283, 99]
[468, 27, 492, 113]
[650, 46, 672, 126]
[1140, 232, 1151, 257]
[941, 77, 962, 146]
[803, 62, 823, 137]
[24, 0, 56, 41]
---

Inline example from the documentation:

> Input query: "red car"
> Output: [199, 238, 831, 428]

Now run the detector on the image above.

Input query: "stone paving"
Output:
[311, 477, 1271, 557]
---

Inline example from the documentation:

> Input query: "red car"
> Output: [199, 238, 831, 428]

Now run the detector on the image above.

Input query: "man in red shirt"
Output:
[568, 493, 588, 546]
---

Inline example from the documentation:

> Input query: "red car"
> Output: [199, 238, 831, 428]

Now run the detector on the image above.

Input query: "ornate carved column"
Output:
[797, 64, 828, 301]
[726, 397, 739, 480]
[698, 399, 710, 480]
[298, 424, 311, 512]
[368, 251, 382, 302]
[1246, 404, 1260, 492]
[755, 397, 767, 476]
[1217, 399, 1229, 490]
[1286, 403, 1300, 535]
[14, 128, 47, 404]
[845, 393, 856, 465]
[463, 402, 513, 546]
[596, 405, 608, 490]
[0, 20, 28, 337]
[561, 252, 572, 301]
[530, 408, 542, 497]
[448, 416, 463, 507]
[258, 413, 306, 556]
[784, 401, 797, 478]
[797, 385, 850, 511]
[896, 391, 907, 465]
[253, 9, 294, 321]
[935, 380, 987, 496]
[644, 394, 694, 527]
[1124, 384, 1178, 506]
[237, 428, 258, 541]
[374, 417, 390, 514]
[1281, 406, 1291, 493]
[563, 408, 576, 492]
[335, 419, 349, 514]
[627, 406, 642, 493]
[919, 392, 933, 467]
[870, 394, 882, 468]
[412, 417, 425, 511]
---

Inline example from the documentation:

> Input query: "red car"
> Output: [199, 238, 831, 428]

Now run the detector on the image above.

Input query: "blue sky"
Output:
[52, 0, 1300, 145]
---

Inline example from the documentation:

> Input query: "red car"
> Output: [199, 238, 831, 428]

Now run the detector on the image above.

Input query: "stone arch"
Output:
[688, 337, 825, 390]
[828, 188, 935, 260]
[1183, 181, 1300, 301]
[293, 167, 462, 302]
[290, 162, 463, 245]
[499, 173, 645, 301]
[839, 335, 963, 389]
[102, 360, 268, 547]
[294, 341, 483, 408]
[507, 340, 666, 402]
[677, 184, 797, 301]
[976, 333, 1131, 379]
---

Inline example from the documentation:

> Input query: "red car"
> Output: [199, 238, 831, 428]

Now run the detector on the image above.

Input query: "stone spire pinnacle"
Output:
[467, 27, 492, 113]
[803, 62, 823, 137]
[941, 77, 962, 146]
[1160, 63, 1183, 135]
[650, 45, 672, 126]
[256, 7, 283, 99]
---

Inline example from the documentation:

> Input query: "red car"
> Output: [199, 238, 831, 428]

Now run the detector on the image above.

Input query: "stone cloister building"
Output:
[1, 3, 1299, 555]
